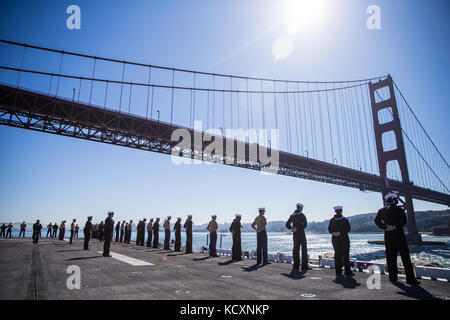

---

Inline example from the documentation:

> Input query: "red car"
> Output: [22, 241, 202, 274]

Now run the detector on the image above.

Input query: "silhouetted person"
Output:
[328, 206, 353, 277]
[136, 219, 146, 246]
[120, 220, 125, 242]
[207, 215, 218, 257]
[375, 193, 419, 285]
[74, 224, 79, 238]
[163, 216, 171, 250]
[146, 218, 153, 247]
[152, 218, 160, 248]
[115, 221, 120, 242]
[6, 223, 13, 238]
[19, 222, 27, 238]
[125, 220, 133, 244]
[184, 215, 193, 253]
[0, 224, 6, 238]
[46, 223, 52, 238]
[52, 223, 58, 238]
[32, 220, 42, 243]
[69, 219, 76, 244]
[230, 214, 242, 261]
[83, 216, 93, 250]
[252, 208, 270, 265]
[174, 217, 182, 252]
[286, 203, 309, 271]
[103, 211, 114, 257]
[58, 221, 66, 240]
[98, 221, 104, 242]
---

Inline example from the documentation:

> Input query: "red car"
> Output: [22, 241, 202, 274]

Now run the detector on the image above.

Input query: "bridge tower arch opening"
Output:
[369, 75, 422, 243]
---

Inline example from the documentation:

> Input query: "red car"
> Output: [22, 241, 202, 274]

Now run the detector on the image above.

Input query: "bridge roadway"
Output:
[0, 84, 449, 206]
[0, 238, 448, 300]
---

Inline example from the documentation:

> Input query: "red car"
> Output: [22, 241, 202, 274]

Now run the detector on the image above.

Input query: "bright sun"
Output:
[283, 0, 326, 33]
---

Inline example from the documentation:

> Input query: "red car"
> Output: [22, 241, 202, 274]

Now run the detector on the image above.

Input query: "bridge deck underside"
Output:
[0, 84, 448, 206]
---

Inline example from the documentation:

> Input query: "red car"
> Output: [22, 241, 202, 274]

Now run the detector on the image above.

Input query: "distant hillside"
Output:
[191, 210, 450, 233]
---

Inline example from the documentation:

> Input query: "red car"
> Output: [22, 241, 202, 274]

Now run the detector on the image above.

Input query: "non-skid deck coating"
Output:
[0, 238, 448, 300]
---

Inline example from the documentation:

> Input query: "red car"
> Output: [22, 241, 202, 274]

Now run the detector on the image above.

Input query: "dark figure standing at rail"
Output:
[174, 217, 182, 252]
[286, 203, 309, 271]
[32, 220, 42, 244]
[103, 211, 114, 257]
[230, 214, 243, 261]
[375, 193, 419, 285]
[115, 221, 120, 242]
[328, 206, 353, 276]
[207, 215, 218, 257]
[152, 218, 160, 248]
[83, 216, 92, 250]
[146, 218, 153, 247]
[19, 222, 26, 238]
[184, 215, 193, 254]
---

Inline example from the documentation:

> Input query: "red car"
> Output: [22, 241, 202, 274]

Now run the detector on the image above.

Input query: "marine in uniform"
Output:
[58, 221, 66, 240]
[252, 208, 270, 265]
[19, 222, 27, 238]
[115, 221, 120, 242]
[374, 193, 419, 285]
[207, 215, 218, 257]
[285, 203, 309, 271]
[69, 219, 76, 244]
[184, 215, 193, 254]
[0, 224, 6, 238]
[229, 214, 242, 261]
[328, 206, 354, 276]
[146, 218, 153, 247]
[174, 217, 182, 252]
[6, 223, 13, 238]
[83, 216, 93, 250]
[120, 220, 125, 242]
[52, 223, 58, 238]
[137, 219, 146, 246]
[152, 218, 160, 248]
[98, 221, 104, 242]
[163, 216, 171, 250]
[46, 223, 53, 238]
[32, 220, 42, 243]
[103, 211, 114, 257]
[75, 224, 79, 238]
[125, 220, 133, 244]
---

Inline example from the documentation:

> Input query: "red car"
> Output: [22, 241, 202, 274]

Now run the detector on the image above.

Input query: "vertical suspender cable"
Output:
[89, 58, 97, 106]
[170, 70, 175, 124]
[325, 83, 334, 164]
[332, 83, 343, 166]
[55, 52, 64, 97]
[17, 46, 26, 88]
[119, 62, 125, 112]
[317, 83, 326, 161]
[104, 81, 108, 109]
[360, 83, 374, 173]
[146, 67, 152, 119]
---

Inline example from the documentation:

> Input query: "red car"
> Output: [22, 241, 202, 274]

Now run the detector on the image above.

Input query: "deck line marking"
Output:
[97, 251, 154, 266]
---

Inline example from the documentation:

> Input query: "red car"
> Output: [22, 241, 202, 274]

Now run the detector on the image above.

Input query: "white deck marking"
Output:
[97, 251, 154, 266]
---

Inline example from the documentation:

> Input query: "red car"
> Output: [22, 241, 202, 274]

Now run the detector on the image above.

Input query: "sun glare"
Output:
[283, 0, 327, 33]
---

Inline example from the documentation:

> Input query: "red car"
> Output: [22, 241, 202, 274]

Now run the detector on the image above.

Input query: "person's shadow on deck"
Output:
[242, 264, 262, 272]
[392, 282, 438, 300]
[65, 256, 102, 261]
[333, 275, 361, 289]
[281, 270, 307, 280]
[218, 260, 239, 266]
[193, 256, 211, 261]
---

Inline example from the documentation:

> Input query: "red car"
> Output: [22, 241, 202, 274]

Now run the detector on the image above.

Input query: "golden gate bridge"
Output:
[0, 39, 448, 243]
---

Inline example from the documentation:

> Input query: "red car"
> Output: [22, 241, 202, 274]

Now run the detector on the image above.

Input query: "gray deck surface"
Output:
[0, 238, 448, 300]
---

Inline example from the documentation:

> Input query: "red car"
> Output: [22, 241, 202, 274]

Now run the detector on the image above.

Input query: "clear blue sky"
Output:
[0, 0, 448, 225]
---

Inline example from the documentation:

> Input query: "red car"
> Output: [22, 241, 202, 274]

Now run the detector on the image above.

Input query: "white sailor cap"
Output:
[177, 217, 182, 220]
[296, 203, 304, 208]
[107, 211, 114, 215]
[235, 214, 242, 217]
[187, 214, 192, 217]
[258, 207, 266, 211]
[333, 206, 343, 210]
[384, 193, 398, 200]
